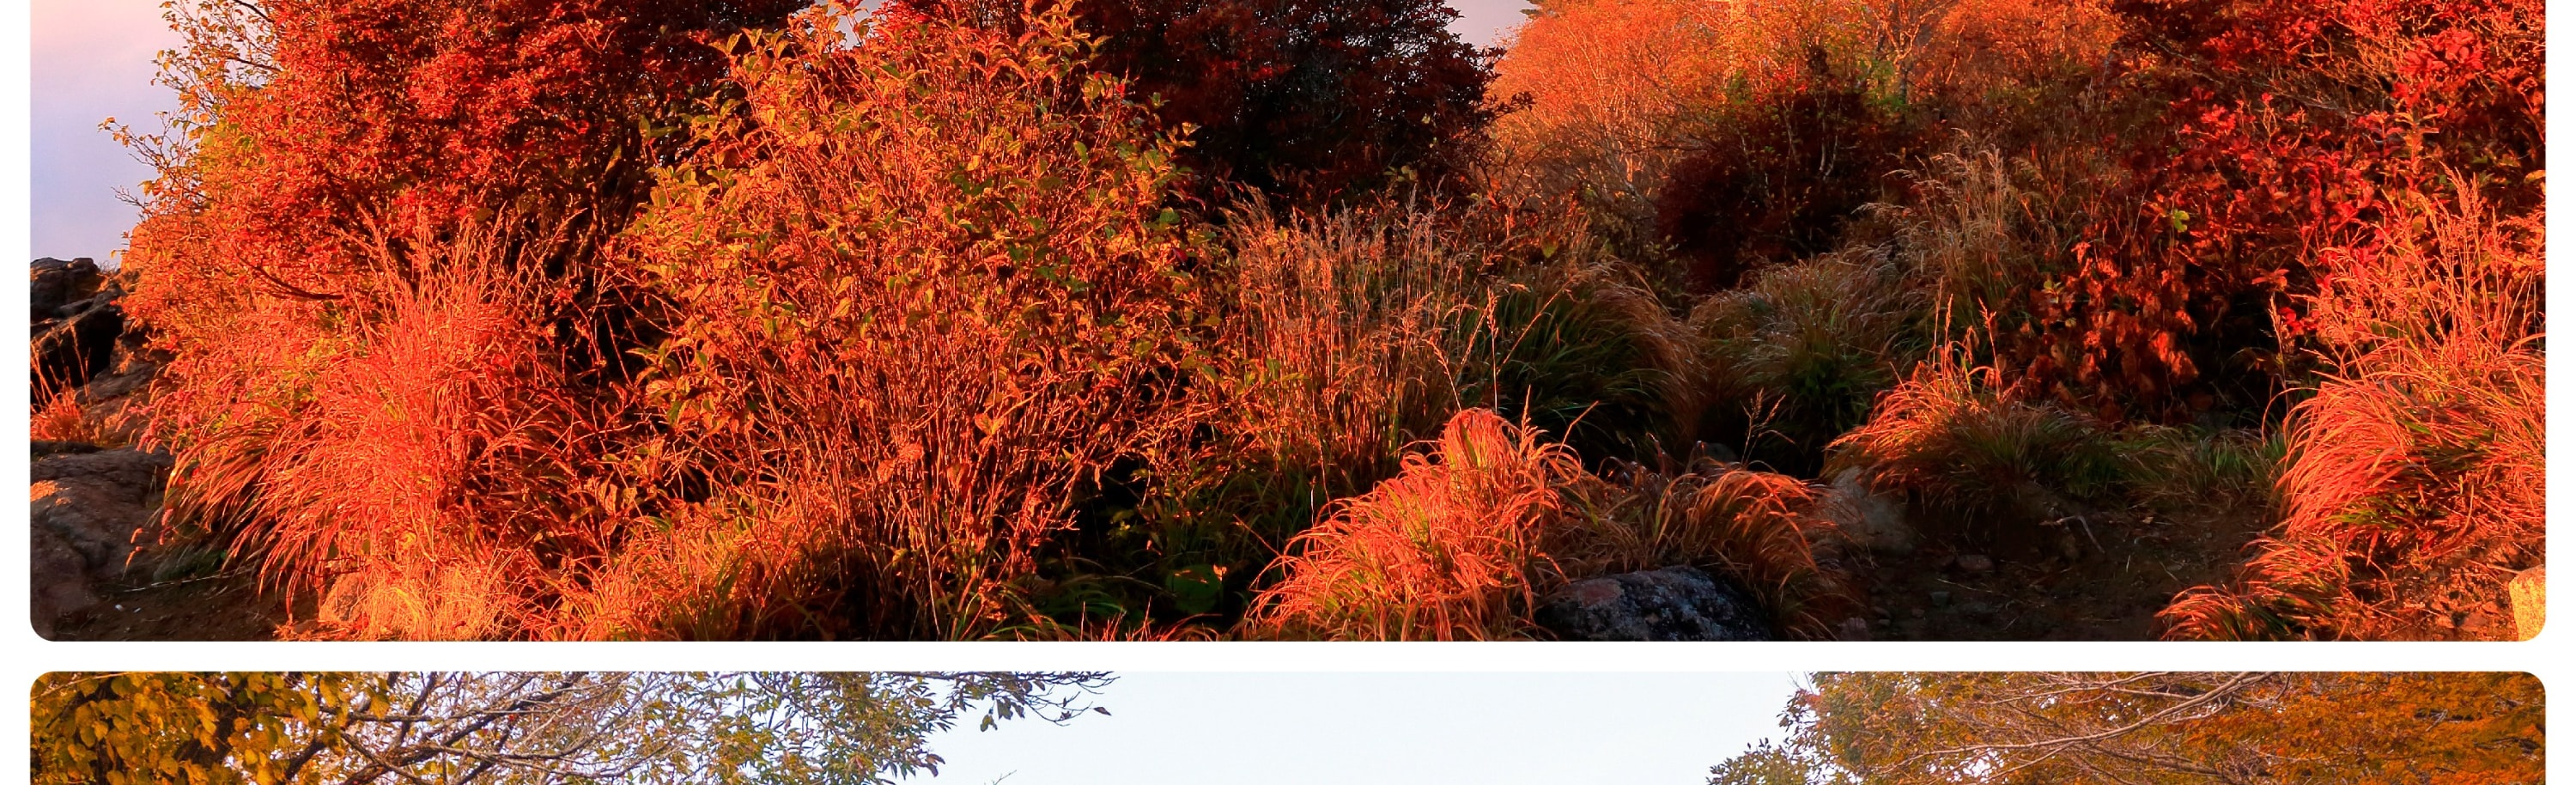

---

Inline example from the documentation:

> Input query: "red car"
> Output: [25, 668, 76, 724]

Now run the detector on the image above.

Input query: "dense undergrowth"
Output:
[94, 0, 2539, 639]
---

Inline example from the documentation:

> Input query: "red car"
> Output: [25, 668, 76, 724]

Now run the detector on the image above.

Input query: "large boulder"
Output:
[1534, 565, 1774, 642]
[30, 447, 174, 638]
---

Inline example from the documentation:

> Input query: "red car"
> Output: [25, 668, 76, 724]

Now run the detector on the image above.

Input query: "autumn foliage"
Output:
[2160, 186, 2543, 641]
[30, 672, 1110, 784]
[91, 0, 2539, 639]
[1710, 672, 2544, 785]
[592, 3, 1205, 638]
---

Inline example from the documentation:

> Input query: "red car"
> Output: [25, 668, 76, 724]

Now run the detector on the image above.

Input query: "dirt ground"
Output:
[45, 563, 294, 642]
[1845, 506, 2272, 641]
[39, 501, 2514, 642]
[33, 506, 2272, 642]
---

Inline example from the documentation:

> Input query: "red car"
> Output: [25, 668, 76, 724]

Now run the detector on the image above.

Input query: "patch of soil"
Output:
[1848, 506, 2270, 641]
[2335, 563, 2526, 641]
[45, 566, 299, 642]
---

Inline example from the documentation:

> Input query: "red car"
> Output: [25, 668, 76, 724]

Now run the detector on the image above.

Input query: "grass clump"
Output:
[1249, 408, 1856, 640]
[1063, 198, 1499, 630]
[136, 223, 604, 640]
[1247, 409, 1583, 640]
[1825, 347, 2122, 534]
[1692, 248, 1926, 473]
[1564, 461, 1857, 638]
[1461, 255, 1703, 465]
[2162, 186, 2543, 641]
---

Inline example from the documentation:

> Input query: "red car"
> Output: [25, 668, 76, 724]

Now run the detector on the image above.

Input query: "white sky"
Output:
[24, 0, 1534, 262]
[910, 672, 1801, 785]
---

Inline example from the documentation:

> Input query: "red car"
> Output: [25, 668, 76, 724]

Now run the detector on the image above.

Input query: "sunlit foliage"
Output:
[1708, 672, 2543, 785]
[30, 672, 1109, 785]
[93, 0, 2540, 640]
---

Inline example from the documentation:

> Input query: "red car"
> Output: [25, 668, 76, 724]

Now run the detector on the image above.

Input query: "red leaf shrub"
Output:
[2010, 0, 2544, 418]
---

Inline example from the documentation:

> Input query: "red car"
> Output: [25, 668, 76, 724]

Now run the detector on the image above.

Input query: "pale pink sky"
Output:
[27, 0, 1534, 261]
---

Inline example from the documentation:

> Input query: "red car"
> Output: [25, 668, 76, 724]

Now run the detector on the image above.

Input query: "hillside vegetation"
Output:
[91, 0, 2540, 639]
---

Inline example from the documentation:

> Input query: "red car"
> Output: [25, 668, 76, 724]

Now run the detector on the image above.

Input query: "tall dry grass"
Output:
[1892, 148, 2093, 334]
[1826, 342, 2121, 529]
[1189, 199, 1502, 509]
[134, 219, 608, 639]
[1691, 246, 1926, 472]
[1246, 409, 1583, 640]
[2162, 184, 2543, 640]
[1461, 255, 1704, 462]
[1121, 198, 1704, 625]
[1248, 408, 1856, 640]
[1109, 198, 1520, 628]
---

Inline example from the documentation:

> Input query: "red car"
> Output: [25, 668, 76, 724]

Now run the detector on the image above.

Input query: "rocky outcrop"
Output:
[30, 257, 177, 636]
[32, 257, 107, 319]
[1534, 565, 1775, 642]
[30, 447, 175, 638]
[31, 257, 125, 396]
[30, 258, 164, 442]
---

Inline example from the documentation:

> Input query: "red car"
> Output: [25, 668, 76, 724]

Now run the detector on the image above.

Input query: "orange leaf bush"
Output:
[122, 1, 1208, 640]
[585, 2, 1205, 638]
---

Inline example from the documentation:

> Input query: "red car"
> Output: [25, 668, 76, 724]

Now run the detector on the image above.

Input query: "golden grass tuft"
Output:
[1249, 408, 1858, 640]
[1195, 198, 1500, 502]
[196, 228, 583, 640]
[1246, 409, 1583, 640]
[1826, 344, 2117, 525]
[2163, 184, 2543, 640]
[29, 389, 115, 447]
[1691, 247, 1925, 470]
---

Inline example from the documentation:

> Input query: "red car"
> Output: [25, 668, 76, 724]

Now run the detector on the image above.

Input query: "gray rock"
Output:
[1535, 566, 1774, 642]
[33, 447, 173, 495]
[30, 440, 103, 459]
[79, 357, 159, 403]
[1955, 553, 1994, 573]
[32, 260, 160, 443]
[32, 291, 124, 395]
[1820, 468, 1914, 553]
[29, 447, 173, 638]
[31, 257, 106, 321]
